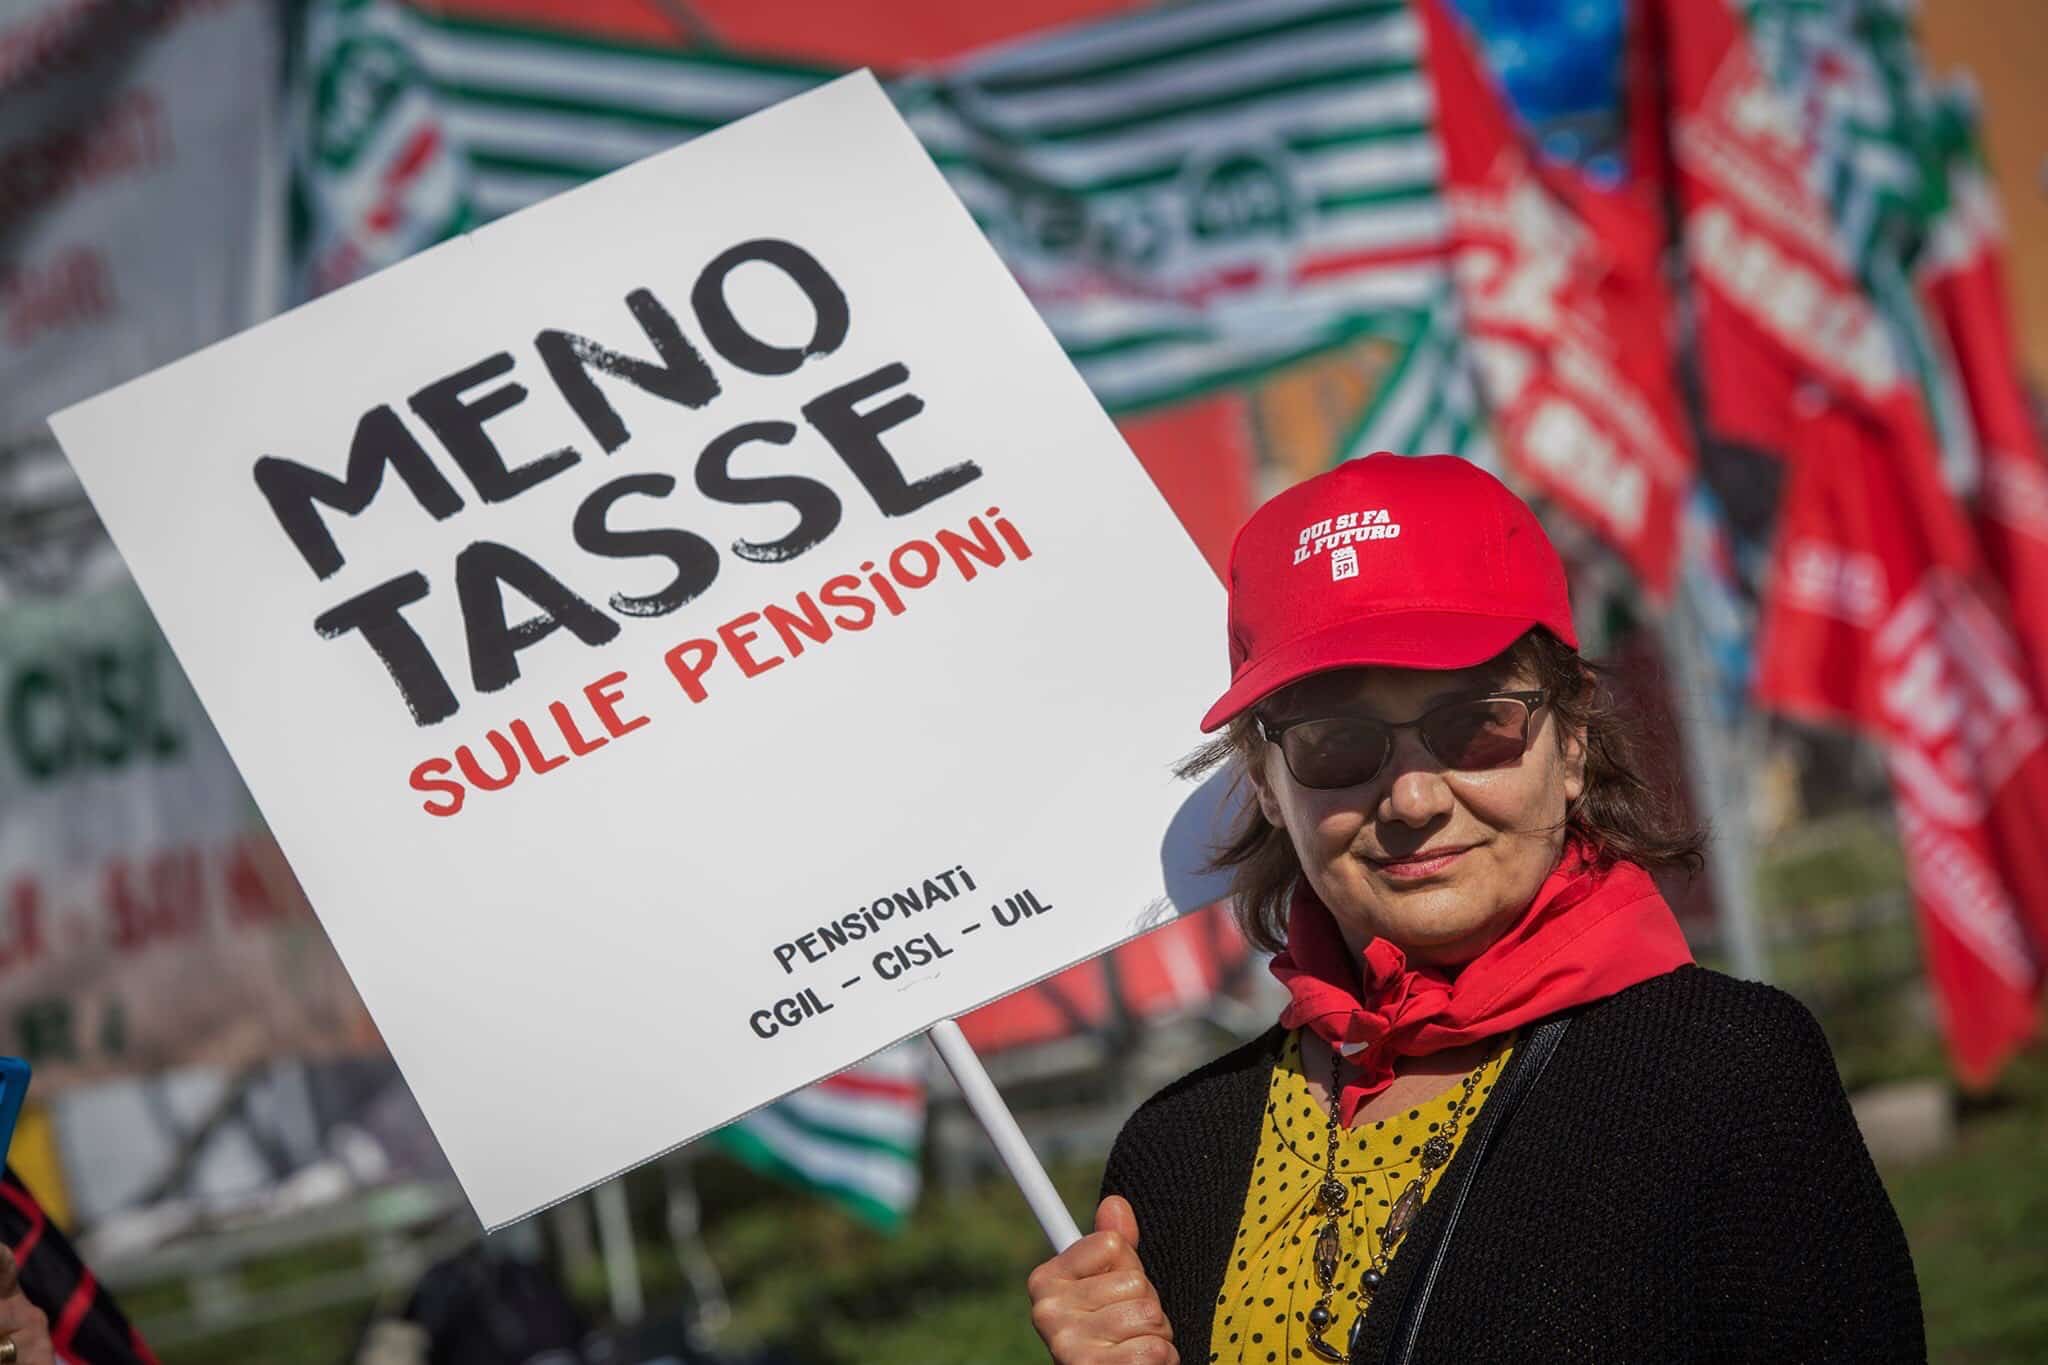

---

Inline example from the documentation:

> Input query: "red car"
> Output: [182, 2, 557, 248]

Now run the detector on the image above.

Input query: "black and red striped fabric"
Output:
[0, 1169, 157, 1365]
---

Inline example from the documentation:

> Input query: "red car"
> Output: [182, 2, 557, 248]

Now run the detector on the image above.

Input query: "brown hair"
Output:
[1176, 628, 1704, 953]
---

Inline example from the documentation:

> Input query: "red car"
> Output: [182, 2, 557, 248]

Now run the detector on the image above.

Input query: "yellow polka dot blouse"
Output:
[1208, 1029, 1515, 1364]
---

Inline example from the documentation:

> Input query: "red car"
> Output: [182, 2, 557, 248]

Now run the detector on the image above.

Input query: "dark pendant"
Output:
[1308, 1304, 1331, 1329]
[1306, 1330, 1346, 1362]
[1318, 1177, 1348, 1214]
[1385, 1183, 1423, 1244]
[1314, 1221, 1342, 1285]
[1418, 1134, 1453, 1171]
[1348, 1312, 1369, 1355]
[1361, 1267, 1385, 1295]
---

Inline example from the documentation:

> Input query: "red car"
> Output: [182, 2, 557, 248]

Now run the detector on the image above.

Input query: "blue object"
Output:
[1451, 0, 1631, 185]
[0, 1057, 30, 1160]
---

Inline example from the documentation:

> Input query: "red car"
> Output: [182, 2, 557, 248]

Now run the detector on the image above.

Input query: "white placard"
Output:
[50, 72, 1230, 1230]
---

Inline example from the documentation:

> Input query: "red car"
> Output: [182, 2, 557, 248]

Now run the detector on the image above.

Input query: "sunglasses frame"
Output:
[1254, 689, 1550, 790]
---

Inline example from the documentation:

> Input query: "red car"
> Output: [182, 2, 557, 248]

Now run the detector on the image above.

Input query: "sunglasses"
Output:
[1254, 690, 1549, 790]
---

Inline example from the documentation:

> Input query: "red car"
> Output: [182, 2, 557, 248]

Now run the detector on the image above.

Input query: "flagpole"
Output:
[926, 1018, 1082, 1251]
[1663, 603, 1770, 983]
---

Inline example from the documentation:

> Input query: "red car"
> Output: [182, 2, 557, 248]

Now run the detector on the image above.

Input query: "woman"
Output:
[1027, 455, 1923, 1364]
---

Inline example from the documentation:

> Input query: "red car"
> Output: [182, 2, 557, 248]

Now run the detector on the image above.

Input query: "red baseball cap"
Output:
[1199, 453, 1577, 732]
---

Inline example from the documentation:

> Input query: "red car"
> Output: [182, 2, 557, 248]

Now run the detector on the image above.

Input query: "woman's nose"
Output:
[1378, 732, 1453, 826]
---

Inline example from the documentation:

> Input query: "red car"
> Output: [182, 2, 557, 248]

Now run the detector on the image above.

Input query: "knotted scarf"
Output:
[1270, 841, 1692, 1124]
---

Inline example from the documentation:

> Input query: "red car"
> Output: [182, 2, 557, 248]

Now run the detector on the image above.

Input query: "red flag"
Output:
[1758, 408, 2045, 1083]
[1667, 0, 2046, 1081]
[1416, 0, 1692, 596]
[1921, 167, 2048, 698]
[1661, 0, 1927, 454]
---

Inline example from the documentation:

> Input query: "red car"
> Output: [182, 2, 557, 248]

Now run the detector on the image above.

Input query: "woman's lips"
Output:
[1371, 846, 1470, 879]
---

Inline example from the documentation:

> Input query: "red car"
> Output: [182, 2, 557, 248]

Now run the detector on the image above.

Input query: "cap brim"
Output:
[1198, 610, 1541, 732]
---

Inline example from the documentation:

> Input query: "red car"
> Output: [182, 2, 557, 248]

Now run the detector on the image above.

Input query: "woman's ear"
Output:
[1559, 716, 1588, 807]
[1248, 745, 1289, 829]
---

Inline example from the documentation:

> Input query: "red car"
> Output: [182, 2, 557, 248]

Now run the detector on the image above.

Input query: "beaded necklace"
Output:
[1302, 1040, 1493, 1363]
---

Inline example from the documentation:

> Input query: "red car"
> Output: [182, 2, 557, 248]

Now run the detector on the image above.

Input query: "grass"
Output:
[1757, 812, 1909, 912]
[685, 1154, 1104, 1365]
[155, 1302, 374, 1365]
[1748, 812, 2048, 1361]
[1750, 809, 1938, 1092]
[1884, 1047, 2048, 1365]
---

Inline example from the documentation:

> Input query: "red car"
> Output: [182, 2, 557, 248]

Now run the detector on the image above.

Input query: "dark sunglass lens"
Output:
[1423, 699, 1529, 770]
[1283, 718, 1391, 788]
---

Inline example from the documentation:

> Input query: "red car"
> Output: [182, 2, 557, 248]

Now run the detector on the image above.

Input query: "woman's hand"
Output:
[1026, 1195, 1177, 1364]
[0, 1245, 54, 1365]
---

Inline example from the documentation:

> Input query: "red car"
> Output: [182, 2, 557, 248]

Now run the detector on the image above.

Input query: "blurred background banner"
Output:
[302, 0, 1452, 416]
[0, 581, 374, 1088]
[1756, 413, 2048, 1082]
[1926, 107, 2048, 700]
[1661, 0, 2048, 1084]
[2, 0, 283, 467]
[900, 0, 1448, 416]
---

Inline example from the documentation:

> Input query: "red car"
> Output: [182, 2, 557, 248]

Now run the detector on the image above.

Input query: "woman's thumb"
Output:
[1094, 1194, 1141, 1247]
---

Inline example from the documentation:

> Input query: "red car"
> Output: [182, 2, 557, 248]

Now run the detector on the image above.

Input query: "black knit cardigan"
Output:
[1100, 965, 1925, 1364]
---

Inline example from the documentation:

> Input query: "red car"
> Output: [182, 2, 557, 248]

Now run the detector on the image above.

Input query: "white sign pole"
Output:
[926, 1019, 1082, 1251]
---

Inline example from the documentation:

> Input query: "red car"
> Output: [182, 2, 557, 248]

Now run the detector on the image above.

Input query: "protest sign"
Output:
[50, 72, 1229, 1230]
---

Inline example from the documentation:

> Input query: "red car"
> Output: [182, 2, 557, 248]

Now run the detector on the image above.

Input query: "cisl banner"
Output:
[0, 582, 373, 1087]
[49, 73, 1228, 1229]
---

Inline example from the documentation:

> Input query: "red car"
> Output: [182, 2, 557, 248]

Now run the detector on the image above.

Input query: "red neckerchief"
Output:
[1269, 841, 1692, 1124]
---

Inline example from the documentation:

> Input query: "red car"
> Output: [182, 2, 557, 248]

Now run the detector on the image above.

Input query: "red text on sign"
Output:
[408, 669, 650, 818]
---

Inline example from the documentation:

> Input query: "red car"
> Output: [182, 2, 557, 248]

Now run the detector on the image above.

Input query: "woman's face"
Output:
[1249, 657, 1585, 967]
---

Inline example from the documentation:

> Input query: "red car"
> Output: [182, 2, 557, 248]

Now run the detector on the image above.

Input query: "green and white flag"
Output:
[296, 0, 1447, 414]
[293, 0, 475, 297]
[713, 1041, 928, 1231]
[405, 13, 830, 223]
[1337, 282, 1495, 471]
[900, 0, 1448, 411]
[1741, 0, 1945, 283]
